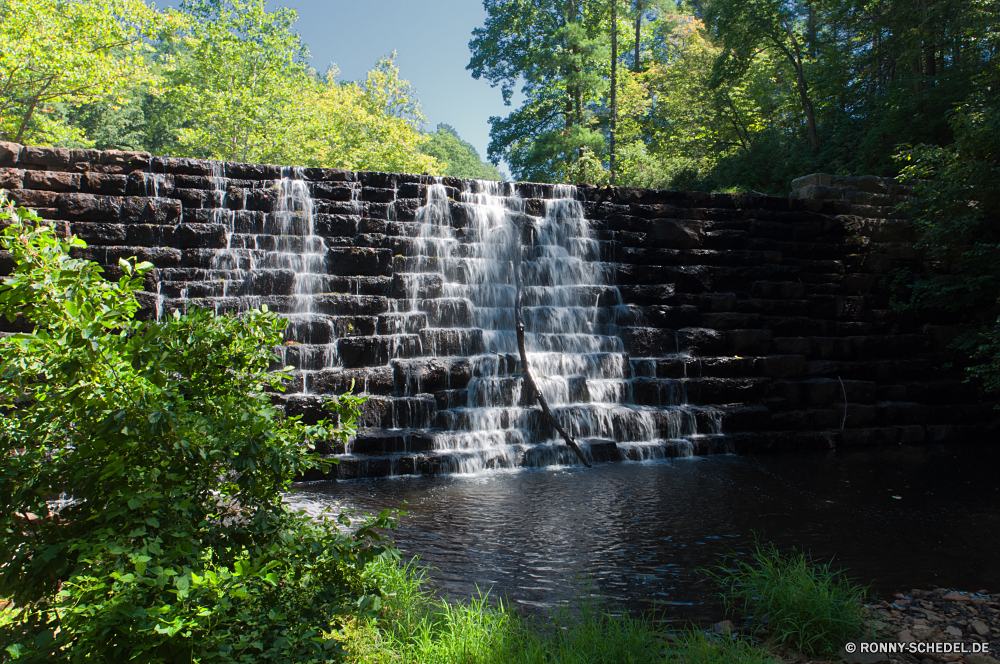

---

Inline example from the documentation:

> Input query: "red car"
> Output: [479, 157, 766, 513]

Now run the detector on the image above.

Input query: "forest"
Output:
[1, 0, 996, 194]
[2, 0, 1000, 660]
[0, 0, 502, 180]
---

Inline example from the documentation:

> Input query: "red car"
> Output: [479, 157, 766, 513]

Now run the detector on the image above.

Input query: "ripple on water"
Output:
[288, 442, 1000, 623]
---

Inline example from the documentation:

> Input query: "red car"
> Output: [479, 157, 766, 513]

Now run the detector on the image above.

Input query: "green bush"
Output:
[0, 197, 398, 661]
[349, 559, 777, 664]
[708, 542, 867, 656]
[896, 100, 1000, 396]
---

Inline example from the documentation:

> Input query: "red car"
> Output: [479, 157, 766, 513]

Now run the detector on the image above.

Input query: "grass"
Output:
[0, 543, 861, 663]
[707, 541, 868, 656]
[344, 558, 780, 664]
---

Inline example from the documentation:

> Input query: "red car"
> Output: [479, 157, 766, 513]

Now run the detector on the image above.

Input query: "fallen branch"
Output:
[508, 214, 592, 468]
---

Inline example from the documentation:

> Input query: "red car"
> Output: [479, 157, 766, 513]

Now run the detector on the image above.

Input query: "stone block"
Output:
[57, 193, 122, 221]
[0, 168, 22, 189]
[677, 327, 726, 354]
[754, 355, 806, 378]
[701, 312, 759, 330]
[771, 408, 841, 431]
[684, 377, 770, 405]
[619, 327, 676, 356]
[698, 356, 757, 377]
[751, 281, 806, 299]
[726, 329, 772, 355]
[98, 150, 150, 170]
[307, 367, 394, 395]
[177, 223, 227, 249]
[70, 222, 127, 245]
[650, 218, 703, 249]
[617, 284, 676, 306]
[0, 142, 22, 166]
[24, 170, 80, 192]
[312, 183, 355, 201]
[337, 335, 421, 368]
[718, 403, 772, 431]
[120, 197, 183, 224]
[84, 173, 128, 195]
[20, 146, 70, 168]
[327, 247, 392, 276]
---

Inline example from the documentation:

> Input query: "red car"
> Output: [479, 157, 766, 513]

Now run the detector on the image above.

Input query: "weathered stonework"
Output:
[0, 143, 993, 478]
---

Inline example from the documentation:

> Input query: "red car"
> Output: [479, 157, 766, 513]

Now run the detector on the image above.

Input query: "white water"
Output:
[162, 167, 722, 474]
[396, 179, 707, 473]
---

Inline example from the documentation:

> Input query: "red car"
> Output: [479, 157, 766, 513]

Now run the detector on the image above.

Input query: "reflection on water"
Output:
[289, 443, 1000, 623]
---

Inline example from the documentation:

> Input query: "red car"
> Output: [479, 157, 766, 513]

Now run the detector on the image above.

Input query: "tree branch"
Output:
[508, 212, 591, 468]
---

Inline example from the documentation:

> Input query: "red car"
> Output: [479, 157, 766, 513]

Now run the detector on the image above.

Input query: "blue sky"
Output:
[158, 0, 520, 173]
[280, 1, 519, 174]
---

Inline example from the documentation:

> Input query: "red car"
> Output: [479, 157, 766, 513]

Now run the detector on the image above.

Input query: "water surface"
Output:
[290, 443, 1000, 623]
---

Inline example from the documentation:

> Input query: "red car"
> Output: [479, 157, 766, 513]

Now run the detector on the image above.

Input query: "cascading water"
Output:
[387, 179, 710, 473]
[159, 165, 723, 476]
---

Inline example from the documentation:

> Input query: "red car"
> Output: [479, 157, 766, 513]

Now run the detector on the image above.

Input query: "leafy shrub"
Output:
[896, 100, 1000, 396]
[0, 197, 397, 661]
[708, 542, 867, 656]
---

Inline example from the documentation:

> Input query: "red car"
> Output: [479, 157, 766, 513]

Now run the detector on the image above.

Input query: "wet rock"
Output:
[837, 640, 889, 663]
[966, 655, 1000, 664]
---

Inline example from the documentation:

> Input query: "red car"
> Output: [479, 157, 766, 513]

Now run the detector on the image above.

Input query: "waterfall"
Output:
[391, 179, 708, 473]
[161, 164, 724, 476]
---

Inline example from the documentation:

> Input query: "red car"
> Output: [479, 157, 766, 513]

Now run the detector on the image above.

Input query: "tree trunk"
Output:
[510, 215, 592, 468]
[14, 78, 54, 145]
[634, 0, 642, 73]
[782, 23, 819, 151]
[610, 0, 618, 184]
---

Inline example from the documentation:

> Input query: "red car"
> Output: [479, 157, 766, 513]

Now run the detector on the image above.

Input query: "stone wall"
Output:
[0, 143, 993, 477]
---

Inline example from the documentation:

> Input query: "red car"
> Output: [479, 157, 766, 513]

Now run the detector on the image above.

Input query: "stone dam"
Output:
[0, 143, 994, 479]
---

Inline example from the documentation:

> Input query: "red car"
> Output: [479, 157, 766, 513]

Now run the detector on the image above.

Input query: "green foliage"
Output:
[165, 0, 312, 163]
[350, 559, 778, 664]
[0, 0, 172, 146]
[0, 197, 398, 661]
[708, 542, 868, 656]
[666, 628, 779, 664]
[467, 0, 998, 192]
[469, 0, 613, 183]
[278, 57, 442, 175]
[896, 98, 1000, 396]
[0, 0, 443, 174]
[421, 124, 506, 181]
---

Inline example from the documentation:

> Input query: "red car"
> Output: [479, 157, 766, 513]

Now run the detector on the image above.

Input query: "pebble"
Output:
[861, 587, 1000, 664]
[713, 619, 734, 634]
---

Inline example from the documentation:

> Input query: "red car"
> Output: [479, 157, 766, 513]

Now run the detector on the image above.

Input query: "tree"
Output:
[0, 197, 397, 659]
[694, 0, 820, 151]
[469, 0, 610, 183]
[421, 124, 506, 180]
[276, 58, 443, 174]
[0, 0, 168, 146]
[163, 0, 313, 163]
[897, 98, 1000, 396]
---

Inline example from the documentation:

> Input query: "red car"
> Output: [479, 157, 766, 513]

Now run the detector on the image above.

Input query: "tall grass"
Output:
[708, 542, 868, 656]
[347, 558, 779, 664]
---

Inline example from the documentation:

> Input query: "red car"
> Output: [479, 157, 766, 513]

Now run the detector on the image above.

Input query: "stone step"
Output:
[336, 334, 423, 367]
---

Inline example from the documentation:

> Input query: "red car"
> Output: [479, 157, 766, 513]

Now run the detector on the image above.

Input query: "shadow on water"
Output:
[289, 442, 1000, 623]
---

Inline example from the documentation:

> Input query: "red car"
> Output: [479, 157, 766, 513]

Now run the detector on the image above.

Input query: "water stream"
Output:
[290, 442, 1000, 622]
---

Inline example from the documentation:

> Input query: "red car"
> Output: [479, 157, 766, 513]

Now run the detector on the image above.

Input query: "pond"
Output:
[288, 442, 1000, 623]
